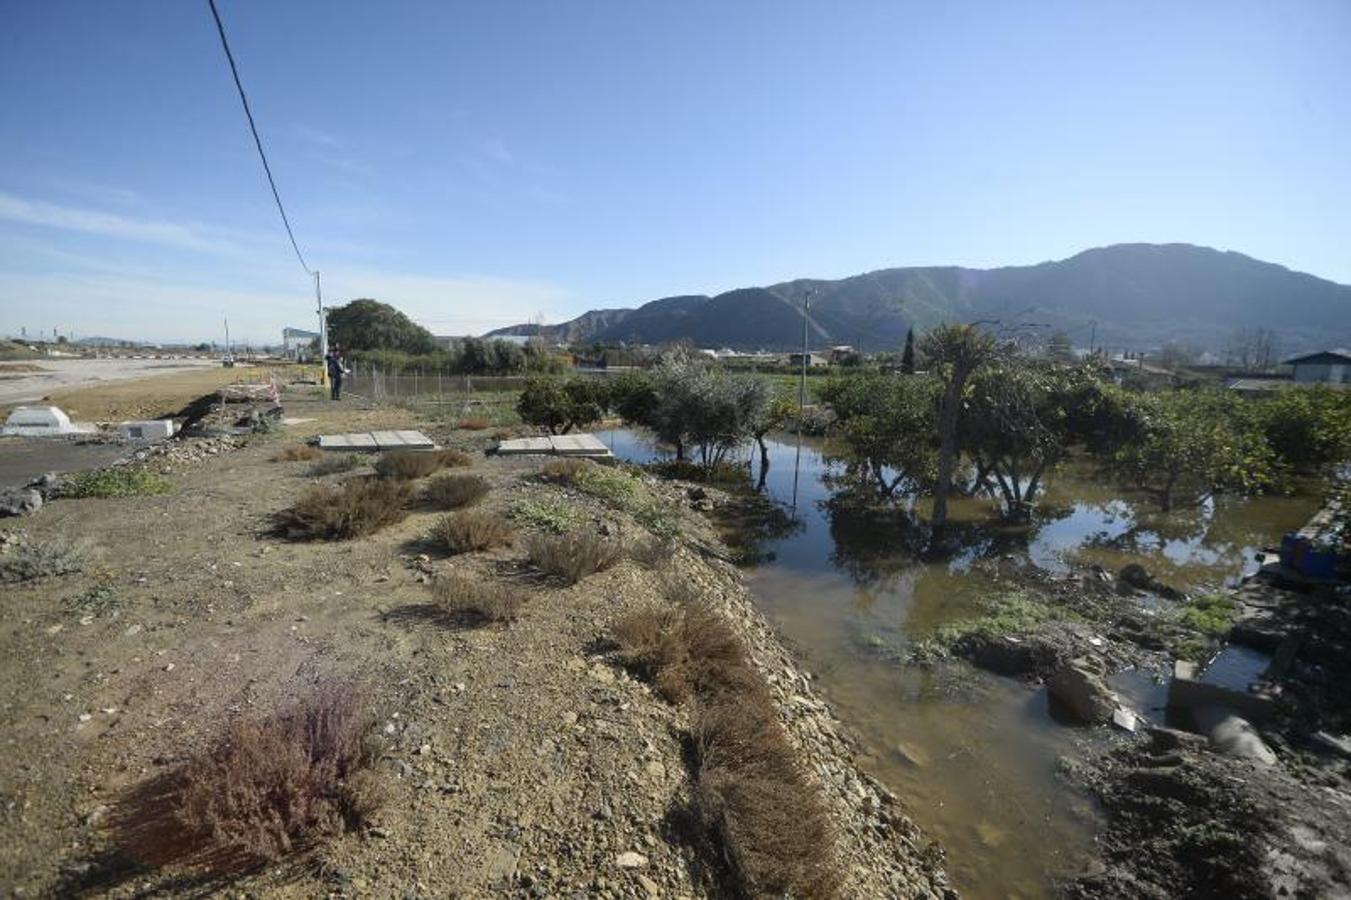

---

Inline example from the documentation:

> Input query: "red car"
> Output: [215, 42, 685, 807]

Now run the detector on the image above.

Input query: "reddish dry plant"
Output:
[423, 473, 490, 510]
[272, 478, 411, 540]
[430, 509, 514, 554]
[430, 571, 523, 623]
[114, 687, 384, 874]
[526, 531, 624, 584]
[273, 444, 323, 462]
[693, 695, 842, 899]
[457, 417, 491, 430]
[612, 597, 843, 897]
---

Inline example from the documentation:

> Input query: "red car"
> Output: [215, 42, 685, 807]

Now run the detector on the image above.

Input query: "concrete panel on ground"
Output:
[496, 436, 554, 455]
[549, 433, 611, 457]
[317, 431, 434, 451]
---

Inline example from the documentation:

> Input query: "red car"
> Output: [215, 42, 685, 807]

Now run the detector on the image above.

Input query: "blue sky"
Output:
[2, 1, 1348, 344]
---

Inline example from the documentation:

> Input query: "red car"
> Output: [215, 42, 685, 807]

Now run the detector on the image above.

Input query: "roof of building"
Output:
[1226, 377, 1291, 393]
[1283, 349, 1351, 366]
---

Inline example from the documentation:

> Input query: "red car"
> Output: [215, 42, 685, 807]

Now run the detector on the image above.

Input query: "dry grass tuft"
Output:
[434, 448, 474, 468]
[374, 448, 473, 480]
[423, 474, 490, 510]
[693, 695, 841, 898]
[273, 444, 322, 462]
[114, 686, 383, 873]
[272, 478, 411, 540]
[309, 453, 367, 476]
[539, 458, 588, 484]
[429, 571, 523, 623]
[526, 531, 624, 584]
[612, 597, 842, 897]
[629, 535, 676, 570]
[457, 417, 491, 430]
[429, 510, 514, 554]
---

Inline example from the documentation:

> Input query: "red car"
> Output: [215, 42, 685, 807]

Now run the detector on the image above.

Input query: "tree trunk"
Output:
[932, 376, 964, 529]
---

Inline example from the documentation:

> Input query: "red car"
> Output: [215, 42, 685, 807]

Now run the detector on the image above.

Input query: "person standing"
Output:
[326, 346, 349, 400]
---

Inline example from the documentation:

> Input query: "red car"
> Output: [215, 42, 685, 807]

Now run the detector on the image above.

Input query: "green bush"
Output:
[61, 467, 172, 499]
[0, 536, 87, 582]
[516, 376, 609, 435]
[510, 496, 584, 533]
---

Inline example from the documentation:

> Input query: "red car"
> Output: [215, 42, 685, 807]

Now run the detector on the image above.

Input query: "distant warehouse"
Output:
[1284, 349, 1351, 384]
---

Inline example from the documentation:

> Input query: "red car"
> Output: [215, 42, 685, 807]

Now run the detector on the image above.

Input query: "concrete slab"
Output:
[496, 433, 614, 459]
[317, 430, 434, 451]
[496, 436, 554, 455]
[549, 433, 611, 457]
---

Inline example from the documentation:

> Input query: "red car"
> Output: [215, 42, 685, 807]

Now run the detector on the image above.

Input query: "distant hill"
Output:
[488, 244, 1351, 353]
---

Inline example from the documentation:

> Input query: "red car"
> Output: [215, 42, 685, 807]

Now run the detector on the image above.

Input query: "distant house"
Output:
[1283, 349, 1351, 384]
[786, 352, 829, 368]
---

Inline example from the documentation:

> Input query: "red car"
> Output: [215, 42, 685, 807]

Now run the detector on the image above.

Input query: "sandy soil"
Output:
[0, 359, 242, 417]
[0, 390, 948, 898]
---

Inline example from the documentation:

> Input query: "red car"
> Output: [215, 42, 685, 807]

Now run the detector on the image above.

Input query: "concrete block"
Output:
[2, 405, 76, 436]
[119, 419, 176, 441]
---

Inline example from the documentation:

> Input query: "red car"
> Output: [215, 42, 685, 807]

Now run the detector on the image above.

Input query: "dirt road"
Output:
[0, 358, 231, 417]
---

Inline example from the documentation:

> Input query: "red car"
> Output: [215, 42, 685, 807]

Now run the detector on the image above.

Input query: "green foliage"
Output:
[1110, 389, 1279, 510]
[911, 589, 1061, 659]
[516, 376, 609, 435]
[65, 580, 120, 615]
[61, 467, 172, 499]
[0, 536, 87, 582]
[326, 298, 437, 354]
[819, 370, 940, 498]
[900, 327, 916, 374]
[1252, 385, 1351, 472]
[572, 465, 680, 536]
[510, 496, 584, 533]
[1179, 592, 1238, 636]
[614, 353, 775, 468]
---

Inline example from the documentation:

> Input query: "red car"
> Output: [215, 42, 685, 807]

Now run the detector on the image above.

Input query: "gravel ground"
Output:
[0, 391, 950, 898]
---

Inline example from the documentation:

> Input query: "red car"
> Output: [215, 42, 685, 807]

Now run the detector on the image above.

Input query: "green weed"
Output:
[61, 467, 172, 499]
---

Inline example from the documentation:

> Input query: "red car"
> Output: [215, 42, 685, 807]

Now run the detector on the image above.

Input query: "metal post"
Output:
[315, 271, 327, 385]
[799, 289, 814, 412]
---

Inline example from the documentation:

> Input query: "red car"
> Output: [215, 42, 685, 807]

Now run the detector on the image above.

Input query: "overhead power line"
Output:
[207, 0, 313, 276]
[206, 0, 330, 376]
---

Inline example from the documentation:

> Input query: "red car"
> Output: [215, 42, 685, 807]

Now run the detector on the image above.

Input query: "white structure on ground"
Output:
[1, 405, 87, 436]
[119, 419, 177, 441]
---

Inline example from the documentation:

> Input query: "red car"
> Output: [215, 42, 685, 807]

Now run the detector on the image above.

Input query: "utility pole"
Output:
[799, 288, 815, 412]
[316, 270, 328, 384]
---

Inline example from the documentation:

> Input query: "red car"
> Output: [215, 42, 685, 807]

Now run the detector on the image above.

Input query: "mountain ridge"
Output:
[487, 244, 1351, 353]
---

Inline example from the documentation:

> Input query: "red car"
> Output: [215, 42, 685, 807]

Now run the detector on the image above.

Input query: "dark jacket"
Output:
[325, 353, 344, 379]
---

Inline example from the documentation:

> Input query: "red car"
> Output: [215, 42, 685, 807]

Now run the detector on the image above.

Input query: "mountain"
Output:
[487, 244, 1351, 353]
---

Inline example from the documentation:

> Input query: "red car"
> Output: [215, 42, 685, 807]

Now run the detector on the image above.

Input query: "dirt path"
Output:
[0, 393, 948, 898]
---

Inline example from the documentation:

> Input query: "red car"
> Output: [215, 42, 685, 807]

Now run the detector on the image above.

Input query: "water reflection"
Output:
[606, 428, 1320, 898]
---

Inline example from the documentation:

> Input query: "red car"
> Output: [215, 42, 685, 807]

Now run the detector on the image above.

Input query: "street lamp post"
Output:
[799, 288, 814, 412]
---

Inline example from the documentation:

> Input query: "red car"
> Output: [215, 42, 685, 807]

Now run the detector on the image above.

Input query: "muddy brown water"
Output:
[604, 428, 1322, 898]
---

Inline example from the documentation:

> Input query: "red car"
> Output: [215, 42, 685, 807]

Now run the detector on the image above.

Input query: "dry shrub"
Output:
[630, 535, 677, 570]
[693, 695, 841, 899]
[0, 535, 87, 583]
[273, 444, 322, 462]
[614, 601, 753, 703]
[429, 510, 514, 554]
[309, 453, 366, 476]
[526, 530, 624, 584]
[374, 448, 472, 480]
[430, 571, 522, 623]
[435, 448, 474, 468]
[115, 687, 383, 873]
[612, 598, 842, 897]
[272, 478, 411, 540]
[457, 417, 491, 430]
[424, 473, 490, 510]
[539, 458, 588, 484]
[374, 450, 442, 479]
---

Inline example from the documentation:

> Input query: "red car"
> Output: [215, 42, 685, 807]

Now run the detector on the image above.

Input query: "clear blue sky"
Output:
[2, 1, 1348, 343]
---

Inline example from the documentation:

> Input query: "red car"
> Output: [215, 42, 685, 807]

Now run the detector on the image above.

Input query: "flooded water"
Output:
[604, 428, 1321, 898]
